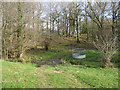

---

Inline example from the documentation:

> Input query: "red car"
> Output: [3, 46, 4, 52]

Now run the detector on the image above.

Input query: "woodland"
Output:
[0, 1, 119, 88]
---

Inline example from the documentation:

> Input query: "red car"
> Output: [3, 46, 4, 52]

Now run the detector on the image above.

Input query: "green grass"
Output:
[24, 49, 71, 61]
[57, 65, 119, 88]
[2, 36, 119, 88]
[2, 60, 119, 88]
[23, 36, 73, 61]
[0, 60, 1, 89]
[64, 49, 119, 68]
[2, 60, 38, 88]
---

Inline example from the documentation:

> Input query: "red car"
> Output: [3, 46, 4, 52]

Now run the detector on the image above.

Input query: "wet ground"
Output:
[26, 52, 72, 67]
[28, 59, 71, 67]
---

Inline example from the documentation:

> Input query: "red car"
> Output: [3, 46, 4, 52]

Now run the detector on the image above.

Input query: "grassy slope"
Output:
[23, 36, 74, 61]
[2, 36, 119, 88]
[2, 60, 118, 88]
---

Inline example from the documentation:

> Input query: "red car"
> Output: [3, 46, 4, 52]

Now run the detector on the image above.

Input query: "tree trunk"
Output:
[62, 18, 65, 35]
[87, 32, 89, 41]
[50, 17, 52, 32]
[45, 44, 48, 51]
[65, 15, 68, 36]
[52, 19, 54, 32]
[104, 58, 113, 67]
[76, 20, 80, 43]
[47, 21, 48, 30]
[69, 21, 71, 37]
[75, 12, 80, 43]
[6, 48, 8, 60]
[57, 19, 60, 35]
[66, 17, 69, 36]
[20, 51, 23, 59]
[118, 1, 120, 55]
[72, 20, 75, 35]
[102, 53, 113, 67]
[17, 2, 22, 59]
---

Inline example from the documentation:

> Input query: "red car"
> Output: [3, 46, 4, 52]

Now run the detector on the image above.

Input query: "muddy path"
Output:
[27, 52, 72, 67]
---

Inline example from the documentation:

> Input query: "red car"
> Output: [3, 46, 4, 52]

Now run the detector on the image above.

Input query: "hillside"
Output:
[2, 60, 119, 88]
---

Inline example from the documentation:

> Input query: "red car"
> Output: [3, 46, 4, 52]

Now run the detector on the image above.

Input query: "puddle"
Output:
[27, 59, 71, 67]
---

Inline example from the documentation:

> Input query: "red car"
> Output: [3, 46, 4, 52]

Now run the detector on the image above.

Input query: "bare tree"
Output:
[1, 2, 42, 61]
[85, 2, 107, 31]
[86, 2, 118, 67]
[93, 28, 118, 67]
[1, 2, 119, 65]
